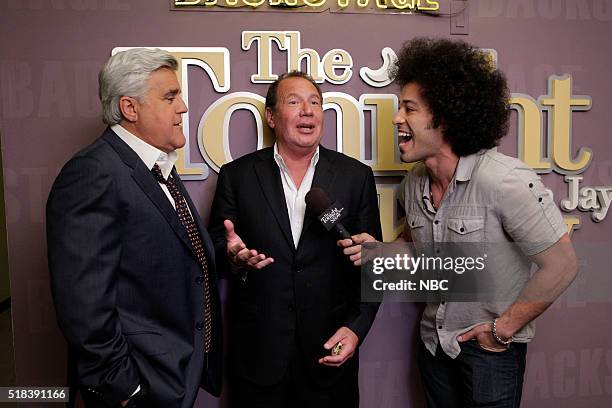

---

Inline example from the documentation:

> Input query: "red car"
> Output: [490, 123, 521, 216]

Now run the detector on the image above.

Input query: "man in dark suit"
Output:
[47, 48, 221, 408]
[209, 71, 382, 407]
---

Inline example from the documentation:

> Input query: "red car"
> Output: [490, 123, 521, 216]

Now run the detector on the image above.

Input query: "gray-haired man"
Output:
[47, 48, 221, 407]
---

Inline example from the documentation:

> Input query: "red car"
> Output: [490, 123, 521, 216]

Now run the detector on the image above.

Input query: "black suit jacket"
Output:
[47, 128, 222, 408]
[209, 146, 382, 387]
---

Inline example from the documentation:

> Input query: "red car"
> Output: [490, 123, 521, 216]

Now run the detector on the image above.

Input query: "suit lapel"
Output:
[299, 146, 337, 244]
[134, 166, 195, 254]
[102, 129, 194, 255]
[253, 149, 295, 251]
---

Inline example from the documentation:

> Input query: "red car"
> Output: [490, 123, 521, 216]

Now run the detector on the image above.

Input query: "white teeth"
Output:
[398, 130, 412, 142]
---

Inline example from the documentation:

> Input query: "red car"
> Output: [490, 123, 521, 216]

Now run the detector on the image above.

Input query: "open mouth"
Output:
[398, 130, 413, 143]
[297, 123, 316, 133]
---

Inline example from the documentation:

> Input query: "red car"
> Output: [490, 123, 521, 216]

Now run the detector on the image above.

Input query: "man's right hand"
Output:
[224, 219, 274, 269]
[337, 232, 378, 266]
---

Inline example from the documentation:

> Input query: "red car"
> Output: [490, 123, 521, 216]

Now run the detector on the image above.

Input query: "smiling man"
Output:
[209, 71, 382, 407]
[47, 48, 221, 408]
[341, 38, 578, 408]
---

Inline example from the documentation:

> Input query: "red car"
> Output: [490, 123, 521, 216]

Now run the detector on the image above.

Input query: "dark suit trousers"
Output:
[230, 339, 358, 408]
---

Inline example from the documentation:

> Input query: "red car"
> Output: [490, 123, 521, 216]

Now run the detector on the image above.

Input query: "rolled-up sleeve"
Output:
[498, 166, 567, 256]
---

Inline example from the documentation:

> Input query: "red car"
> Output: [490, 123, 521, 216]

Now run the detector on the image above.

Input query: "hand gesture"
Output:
[224, 219, 274, 269]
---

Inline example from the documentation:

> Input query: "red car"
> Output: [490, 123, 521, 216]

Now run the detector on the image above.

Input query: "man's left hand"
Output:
[318, 326, 359, 367]
[457, 322, 511, 351]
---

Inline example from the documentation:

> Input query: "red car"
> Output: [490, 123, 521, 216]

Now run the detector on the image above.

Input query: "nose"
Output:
[392, 109, 403, 125]
[176, 95, 188, 114]
[300, 101, 313, 116]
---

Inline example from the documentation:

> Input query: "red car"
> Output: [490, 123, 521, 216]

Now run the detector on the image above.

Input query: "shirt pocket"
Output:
[447, 217, 485, 242]
[407, 212, 427, 229]
[407, 212, 429, 243]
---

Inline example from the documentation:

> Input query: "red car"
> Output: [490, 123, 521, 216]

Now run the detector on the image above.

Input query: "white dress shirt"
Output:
[111, 124, 179, 208]
[273, 143, 320, 248]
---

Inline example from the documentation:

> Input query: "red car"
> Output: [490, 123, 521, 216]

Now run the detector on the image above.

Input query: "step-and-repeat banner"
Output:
[1, 0, 611, 406]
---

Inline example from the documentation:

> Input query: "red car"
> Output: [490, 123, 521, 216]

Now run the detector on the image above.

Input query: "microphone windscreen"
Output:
[305, 187, 331, 216]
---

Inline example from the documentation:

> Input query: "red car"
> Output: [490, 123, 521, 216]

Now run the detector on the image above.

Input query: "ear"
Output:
[119, 96, 138, 123]
[265, 107, 275, 129]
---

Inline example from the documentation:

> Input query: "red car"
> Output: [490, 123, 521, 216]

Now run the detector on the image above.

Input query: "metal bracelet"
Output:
[491, 318, 514, 346]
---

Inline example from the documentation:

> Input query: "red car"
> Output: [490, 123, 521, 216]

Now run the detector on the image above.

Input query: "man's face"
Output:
[266, 77, 323, 154]
[393, 82, 446, 163]
[132, 68, 187, 153]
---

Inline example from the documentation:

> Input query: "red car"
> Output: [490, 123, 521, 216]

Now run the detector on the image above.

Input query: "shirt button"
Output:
[441, 301, 445, 305]
[438, 325, 442, 329]
[196, 322, 204, 331]
[434, 220, 439, 225]
[460, 227, 465, 233]
[529, 183, 534, 188]
[195, 276, 204, 284]
[436, 249, 440, 254]
[288, 304, 295, 311]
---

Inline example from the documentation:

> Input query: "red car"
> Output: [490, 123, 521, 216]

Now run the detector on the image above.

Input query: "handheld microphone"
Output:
[305, 188, 351, 240]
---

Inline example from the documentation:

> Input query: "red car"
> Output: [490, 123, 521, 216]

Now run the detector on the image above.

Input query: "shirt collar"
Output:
[111, 124, 178, 179]
[420, 149, 486, 213]
[455, 149, 485, 182]
[273, 142, 320, 171]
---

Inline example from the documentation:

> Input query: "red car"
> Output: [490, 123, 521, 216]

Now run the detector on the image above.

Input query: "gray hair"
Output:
[98, 48, 178, 125]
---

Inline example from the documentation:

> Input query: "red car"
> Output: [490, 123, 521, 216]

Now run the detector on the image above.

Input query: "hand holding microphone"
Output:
[337, 232, 377, 267]
[305, 188, 378, 266]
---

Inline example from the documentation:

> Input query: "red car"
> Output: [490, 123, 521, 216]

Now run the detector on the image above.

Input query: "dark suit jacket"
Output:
[47, 128, 222, 408]
[209, 146, 382, 388]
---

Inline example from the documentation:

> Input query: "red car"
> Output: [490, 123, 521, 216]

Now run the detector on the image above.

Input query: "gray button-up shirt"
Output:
[399, 149, 567, 358]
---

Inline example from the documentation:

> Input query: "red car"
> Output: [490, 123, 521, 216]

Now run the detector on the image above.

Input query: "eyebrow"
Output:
[400, 98, 419, 108]
[163, 89, 180, 98]
[285, 93, 321, 100]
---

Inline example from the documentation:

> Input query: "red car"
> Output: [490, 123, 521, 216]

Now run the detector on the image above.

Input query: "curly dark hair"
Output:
[265, 71, 322, 111]
[390, 38, 510, 157]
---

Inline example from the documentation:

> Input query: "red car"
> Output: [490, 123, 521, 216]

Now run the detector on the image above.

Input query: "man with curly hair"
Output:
[339, 38, 577, 407]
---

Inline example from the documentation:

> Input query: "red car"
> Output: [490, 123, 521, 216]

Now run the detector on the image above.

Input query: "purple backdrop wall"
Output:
[1, 1, 612, 407]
